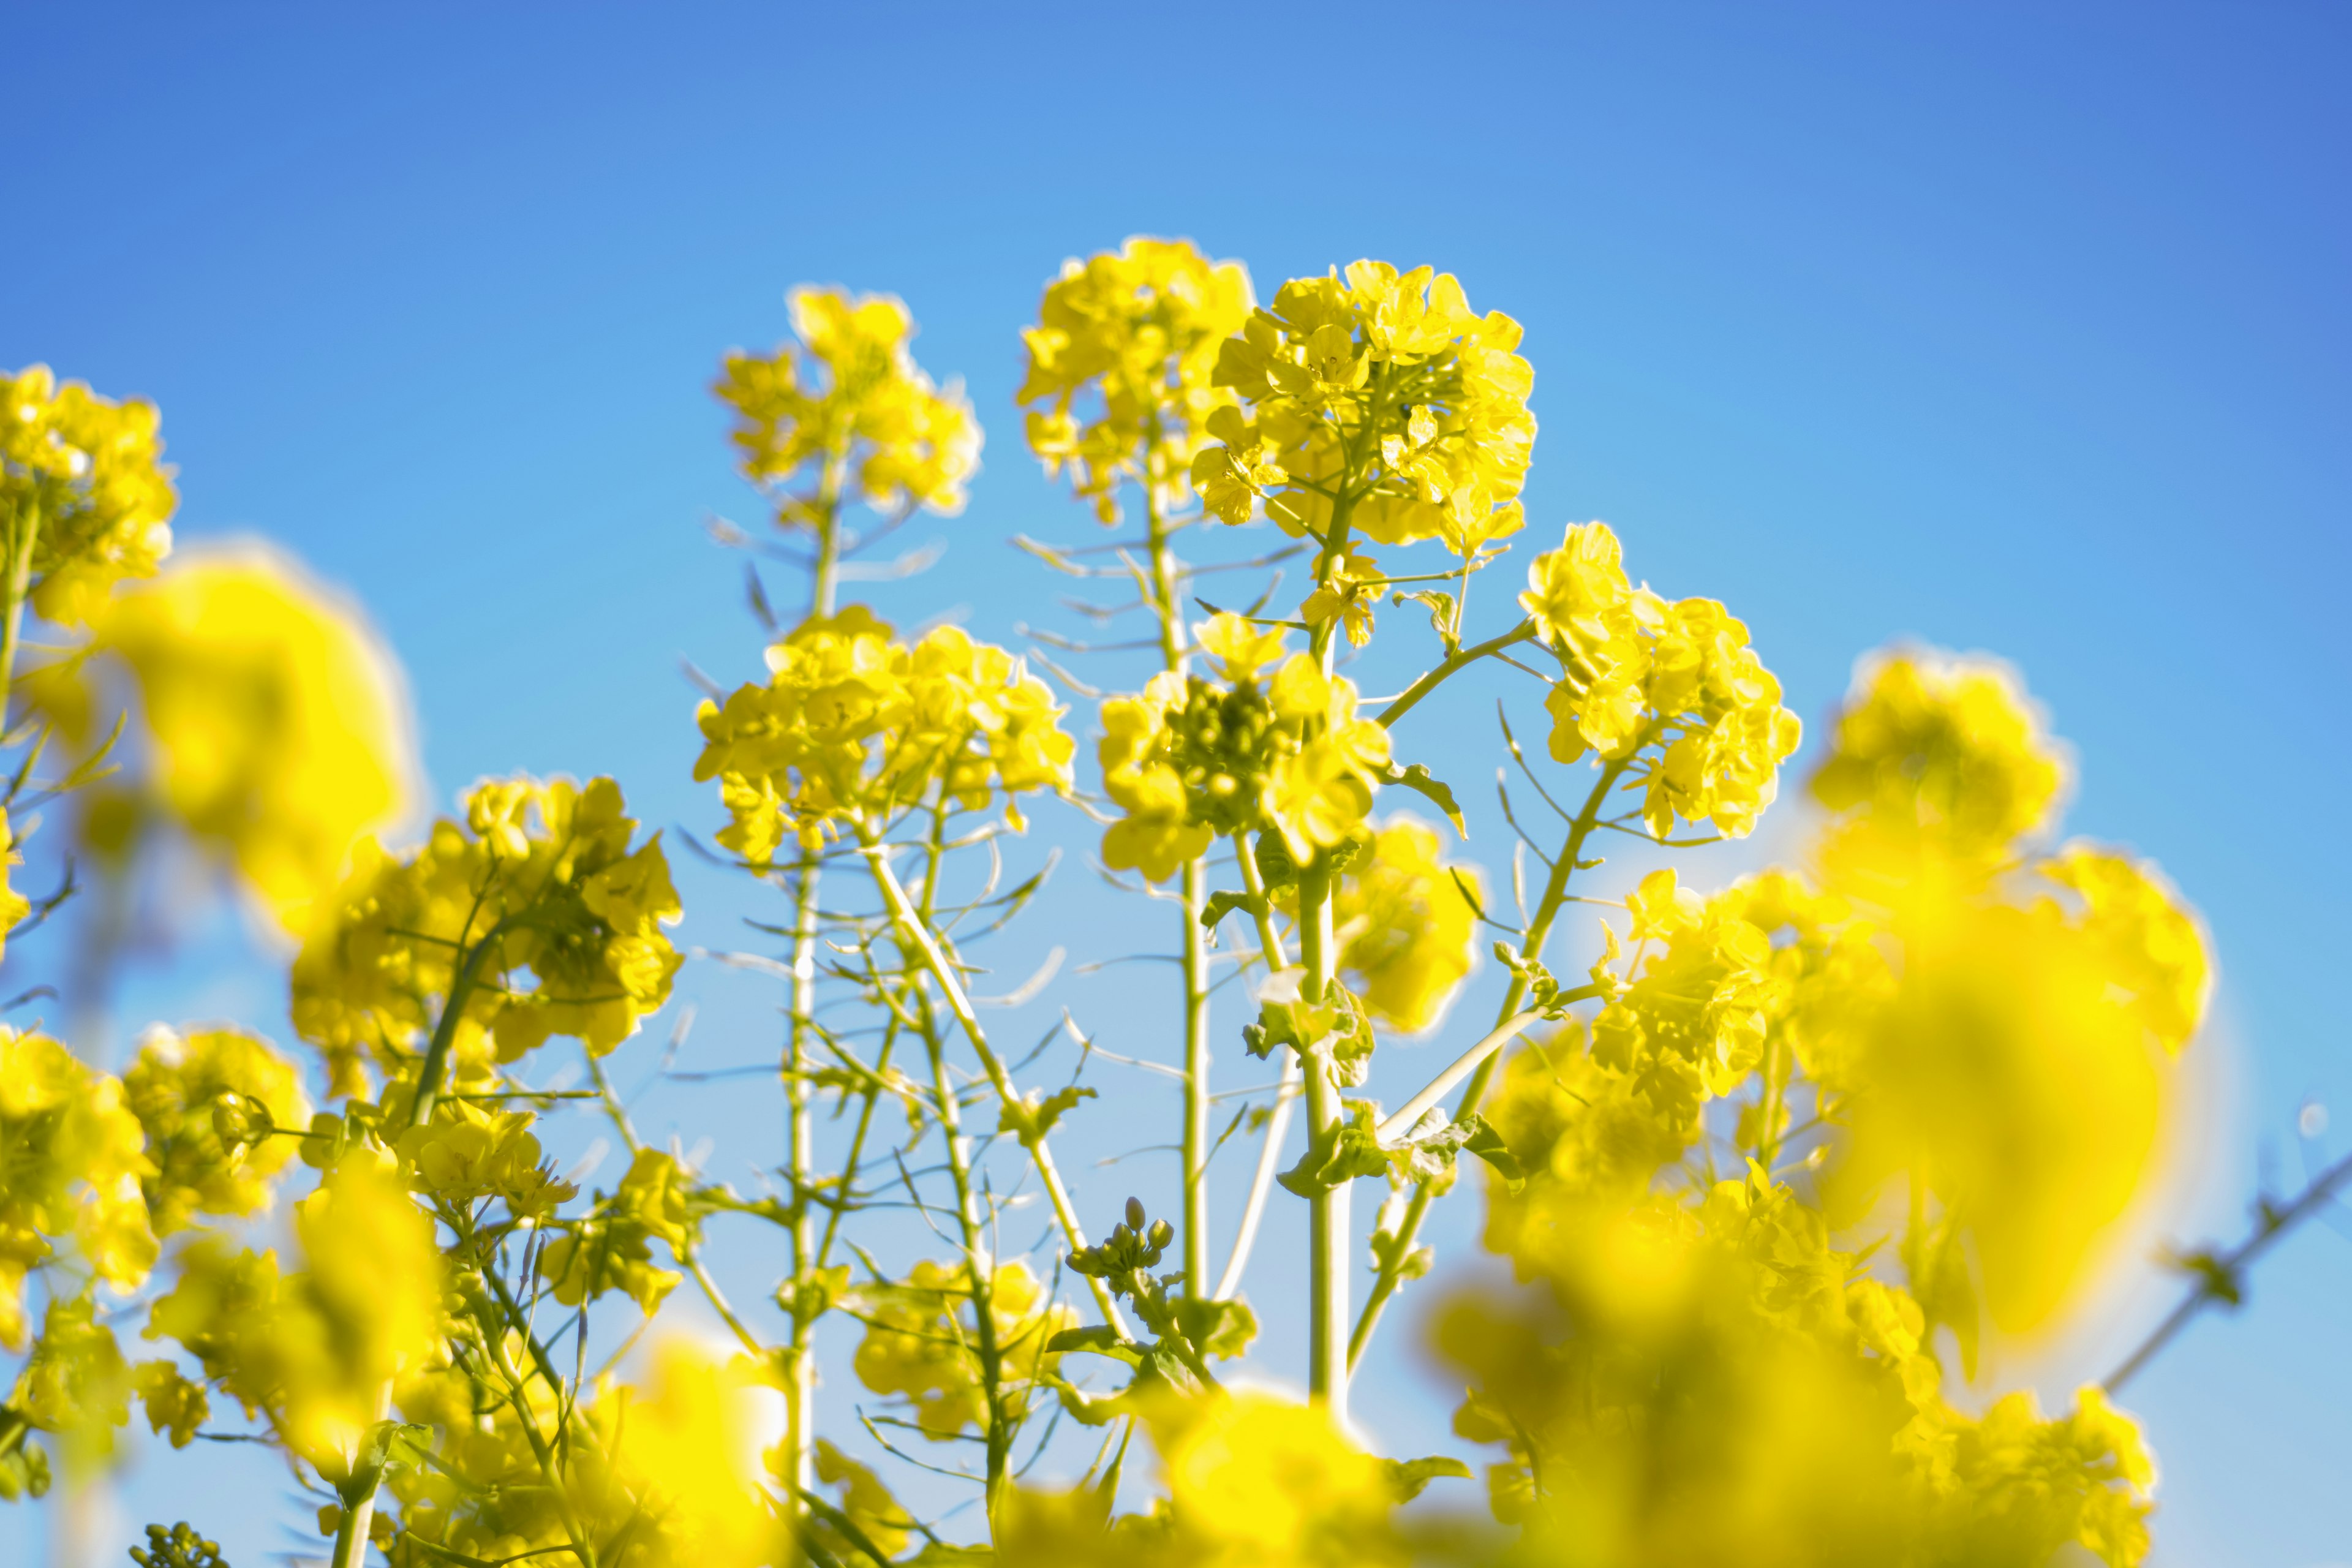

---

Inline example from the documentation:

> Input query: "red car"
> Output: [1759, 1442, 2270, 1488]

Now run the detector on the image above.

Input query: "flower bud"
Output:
[1147, 1219, 1174, 1251]
[211, 1090, 270, 1150]
[1125, 1196, 1147, 1231]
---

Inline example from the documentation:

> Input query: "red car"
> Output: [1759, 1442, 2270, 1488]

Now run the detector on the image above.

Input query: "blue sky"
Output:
[6, 4, 2350, 1564]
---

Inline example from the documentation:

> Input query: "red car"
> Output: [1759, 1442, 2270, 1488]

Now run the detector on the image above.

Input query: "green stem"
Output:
[405, 913, 522, 1131]
[860, 832, 1133, 1338]
[1, 498, 42, 710]
[1139, 481, 1215, 1302]
[1348, 756, 1634, 1370]
[781, 486, 838, 1528]
[1376, 619, 1537, 729]
[1212, 834, 1299, 1302]
[1297, 857, 1348, 1419]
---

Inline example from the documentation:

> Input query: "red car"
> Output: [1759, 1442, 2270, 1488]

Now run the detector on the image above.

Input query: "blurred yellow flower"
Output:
[0, 364, 176, 628]
[88, 546, 417, 933]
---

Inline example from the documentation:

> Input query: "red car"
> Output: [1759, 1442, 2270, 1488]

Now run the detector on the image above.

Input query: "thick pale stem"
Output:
[1, 500, 41, 711]
[862, 840, 1133, 1338]
[1347, 756, 1635, 1368]
[1214, 1055, 1300, 1303]
[1180, 855, 1212, 1297]
[1213, 834, 1300, 1303]
[1297, 860, 1348, 1419]
[783, 843, 821, 1509]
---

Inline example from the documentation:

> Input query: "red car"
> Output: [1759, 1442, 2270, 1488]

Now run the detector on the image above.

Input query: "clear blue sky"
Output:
[6, 4, 2350, 1564]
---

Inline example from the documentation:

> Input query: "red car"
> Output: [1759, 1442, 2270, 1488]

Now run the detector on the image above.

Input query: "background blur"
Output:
[5, 4, 2348, 1564]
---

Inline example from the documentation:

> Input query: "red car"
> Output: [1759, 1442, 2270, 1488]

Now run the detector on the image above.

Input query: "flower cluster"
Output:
[1811, 650, 2068, 878]
[390, 1339, 784, 1568]
[291, 775, 682, 1096]
[1190, 262, 1535, 554]
[1019, 237, 1254, 522]
[53, 549, 417, 932]
[1522, 521, 1803, 837]
[1442, 1164, 2158, 1567]
[848, 1258, 1074, 1441]
[145, 1159, 444, 1468]
[1, 364, 176, 627]
[124, 1025, 312, 1237]
[1321, 815, 1482, 1035]
[0, 1030, 157, 1350]
[695, 607, 1076, 858]
[1098, 614, 1391, 880]
[715, 288, 981, 521]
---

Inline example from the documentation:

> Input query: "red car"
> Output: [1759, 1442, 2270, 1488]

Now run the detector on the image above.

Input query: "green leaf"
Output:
[1199, 889, 1267, 932]
[1277, 1101, 1391, 1196]
[997, 1085, 1096, 1146]
[1384, 1455, 1473, 1503]
[1383, 762, 1468, 839]
[1461, 1114, 1526, 1193]
[1174, 1295, 1259, 1361]
[1045, 1325, 1143, 1366]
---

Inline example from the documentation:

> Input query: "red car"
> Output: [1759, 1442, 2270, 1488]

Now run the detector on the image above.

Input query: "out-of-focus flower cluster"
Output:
[1189, 262, 1534, 556]
[1424, 646, 2208, 1566]
[0, 364, 175, 627]
[695, 607, 1076, 859]
[28, 550, 417, 934]
[1522, 521, 1803, 839]
[292, 775, 682, 1097]
[849, 1258, 1074, 1442]
[1099, 612, 1392, 879]
[716, 288, 981, 521]
[1019, 237, 1254, 523]
[0, 1030, 156, 1351]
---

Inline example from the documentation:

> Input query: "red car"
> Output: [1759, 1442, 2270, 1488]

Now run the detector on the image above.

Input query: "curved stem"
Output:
[1212, 833, 1300, 1303]
[1348, 756, 1633, 1369]
[2106, 1145, 2352, 1392]
[1376, 619, 1537, 729]
[861, 836, 1133, 1339]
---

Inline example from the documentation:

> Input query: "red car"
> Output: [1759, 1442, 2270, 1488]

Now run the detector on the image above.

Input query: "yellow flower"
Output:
[0, 364, 176, 627]
[718, 287, 980, 522]
[124, 1025, 312, 1235]
[1020, 237, 1254, 524]
[1194, 611, 1287, 684]
[1199, 262, 1534, 551]
[608, 1339, 786, 1568]
[1811, 650, 2066, 877]
[0, 1029, 157, 1347]
[1327, 815, 1482, 1033]
[85, 546, 417, 933]
[291, 775, 683, 1096]
[1146, 1390, 1405, 1568]
[849, 1259, 1073, 1441]
[1523, 524, 1801, 839]
[696, 608, 1074, 859]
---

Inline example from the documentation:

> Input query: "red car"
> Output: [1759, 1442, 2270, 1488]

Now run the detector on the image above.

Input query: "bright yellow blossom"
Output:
[0, 364, 176, 627]
[0, 1030, 156, 1348]
[1325, 814, 1482, 1033]
[124, 1025, 312, 1235]
[717, 287, 980, 521]
[292, 774, 682, 1095]
[695, 607, 1076, 858]
[1020, 237, 1254, 523]
[1524, 521, 1801, 838]
[1196, 262, 1534, 550]
[77, 546, 417, 933]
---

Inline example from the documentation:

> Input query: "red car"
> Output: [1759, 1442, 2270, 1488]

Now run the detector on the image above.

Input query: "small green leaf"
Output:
[998, 1085, 1096, 1146]
[1384, 762, 1468, 838]
[1461, 1114, 1526, 1193]
[1384, 1455, 1473, 1502]
[1199, 889, 1267, 932]
[1046, 1325, 1144, 1366]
